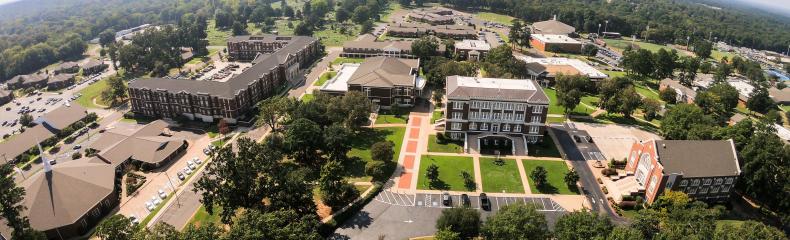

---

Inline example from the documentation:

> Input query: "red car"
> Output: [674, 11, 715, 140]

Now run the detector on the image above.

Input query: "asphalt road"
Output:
[548, 124, 626, 223]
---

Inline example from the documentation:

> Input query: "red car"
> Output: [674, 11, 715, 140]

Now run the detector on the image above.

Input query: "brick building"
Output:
[443, 76, 550, 155]
[226, 35, 295, 61]
[625, 140, 741, 204]
[530, 34, 582, 54]
[319, 57, 424, 108]
[128, 35, 322, 123]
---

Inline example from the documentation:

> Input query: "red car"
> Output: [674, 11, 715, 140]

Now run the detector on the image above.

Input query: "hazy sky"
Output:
[733, 0, 790, 14]
[0, 0, 20, 6]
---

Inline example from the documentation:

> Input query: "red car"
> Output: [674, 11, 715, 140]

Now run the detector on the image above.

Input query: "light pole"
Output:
[605, 20, 609, 33]
[686, 36, 690, 48]
[597, 23, 601, 36]
[164, 171, 181, 207]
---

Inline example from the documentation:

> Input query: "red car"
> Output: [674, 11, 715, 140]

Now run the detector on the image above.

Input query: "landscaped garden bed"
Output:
[125, 172, 147, 196]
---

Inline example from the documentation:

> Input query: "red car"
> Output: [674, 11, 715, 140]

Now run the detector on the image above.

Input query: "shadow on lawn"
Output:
[345, 128, 396, 179]
[426, 179, 450, 190]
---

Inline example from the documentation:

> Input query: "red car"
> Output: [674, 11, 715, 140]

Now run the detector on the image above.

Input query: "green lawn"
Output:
[427, 134, 464, 153]
[521, 159, 578, 195]
[332, 57, 365, 66]
[76, 78, 110, 108]
[375, 114, 408, 124]
[431, 110, 443, 124]
[602, 70, 626, 79]
[479, 158, 524, 193]
[347, 127, 406, 181]
[527, 135, 562, 158]
[716, 219, 746, 229]
[711, 50, 735, 62]
[206, 20, 258, 46]
[274, 19, 297, 35]
[186, 47, 220, 65]
[379, 2, 403, 23]
[417, 155, 475, 191]
[543, 88, 596, 115]
[780, 104, 790, 112]
[187, 205, 223, 229]
[473, 12, 514, 25]
[547, 116, 566, 123]
[314, 27, 358, 47]
[313, 71, 337, 86]
[302, 93, 314, 102]
[603, 38, 685, 55]
[634, 83, 662, 102]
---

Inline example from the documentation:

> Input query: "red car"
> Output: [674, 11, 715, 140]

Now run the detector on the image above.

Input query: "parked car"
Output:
[73, 145, 82, 150]
[183, 167, 193, 175]
[461, 194, 471, 207]
[177, 172, 185, 180]
[480, 193, 490, 211]
[145, 201, 155, 211]
[442, 192, 451, 206]
[187, 162, 196, 170]
[158, 189, 167, 199]
[194, 157, 202, 165]
[151, 196, 162, 205]
[203, 148, 210, 155]
[129, 215, 140, 225]
[48, 159, 57, 165]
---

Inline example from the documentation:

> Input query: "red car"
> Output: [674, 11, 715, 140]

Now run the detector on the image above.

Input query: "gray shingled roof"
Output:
[89, 120, 185, 166]
[36, 104, 87, 130]
[655, 140, 740, 177]
[129, 35, 316, 98]
[445, 76, 550, 104]
[531, 20, 575, 35]
[347, 57, 418, 88]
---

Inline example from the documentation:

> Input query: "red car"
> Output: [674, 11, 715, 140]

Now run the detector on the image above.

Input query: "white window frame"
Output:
[529, 126, 539, 134]
[532, 105, 544, 114]
[515, 113, 524, 121]
[531, 116, 541, 123]
[469, 122, 477, 130]
[502, 124, 510, 132]
[647, 176, 658, 194]
[679, 179, 688, 187]
[692, 179, 700, 186]
[699, 187, 709, 194]
[513, 125, 521, 132]
[704, 179, 712, 185]
[452, 112, 463, 119]
[714, 178, 723, 185]
[725, 178, 733, 185]
[688, 187, 697, 194]
[481, 123, 489, 130]
[451, 122, 462, 130]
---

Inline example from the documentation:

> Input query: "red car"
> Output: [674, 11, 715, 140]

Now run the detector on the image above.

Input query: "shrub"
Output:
[601, 186, 608, 194]
[48, 146, 61, 154]
[71, 152, 82, 159]
[370, 141, 395, 162]
[321, 183, 360, 210]
[621, 195, 636, 201]
[601, 168, 617, 176]
[365, 161, 388, 181]
[618, 201, 637, 209]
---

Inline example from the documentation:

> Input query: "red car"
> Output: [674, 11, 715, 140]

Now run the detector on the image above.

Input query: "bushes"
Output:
[618, 201, 637, 209]
[364, 161, 388, 180]
[71, 152, 82, 159]
[601, 168, 617, 176]
[48, 146, 61, 154]
[319, 183, 383, 237]
[125, 172, 147, 196]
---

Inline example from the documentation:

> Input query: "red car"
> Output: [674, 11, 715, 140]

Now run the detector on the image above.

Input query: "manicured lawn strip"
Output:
[543, 88, 595, 115]
[375, 114, 407, 124]
[302, 94, 314, 102]
[314, 28, 357, 47]
[76, 78, 110, 108]
[711, 50, 735, 62]
[332, 57, 365, 66]
[417, 155, 475, 191]
[634, 83, 662, 102]
[528, 135, 562, 158]
[313, 71, 337, 86]
[602, 38, 687, 55]
[379, 2, 403, 23]
[581, 95, 600, 109]
[547, 116, 565, 123]
[602, 70, 626, 78]
[779, 104, 790, 112]
[520, 159, 578, 195]
[479, 158, 524, 193]
[431, 110, 443, 123]
[473, 12, 514, 25]
[595, 113, 659, 132]
[347, 127, 406, 180]
[187, 205, 223, 229]
[206, 20, 258, 46]
[427, 134, 463, 153]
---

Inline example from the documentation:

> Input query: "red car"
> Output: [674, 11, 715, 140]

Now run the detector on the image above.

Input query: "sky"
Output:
[717, 0, 790, 15]
[0, 0, 20, 6]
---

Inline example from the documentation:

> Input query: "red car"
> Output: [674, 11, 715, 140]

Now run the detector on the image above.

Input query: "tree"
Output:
[225, 209, 322, 240]
[581, 44, 599, 56]
[365, 161, 388, 180]
[660, 104, 716, 140]
[398, 0, 411, 7]
[746, 87, 775, 113]
[101, 75, 128, 105]
[319, 161, 359, 208]
[693, 40, 712, 59]
[553, 210, 614, 240]
[283, 118, 324, 167]
[95, 214, 134, 240]
[641, 98, 662, 121]
[617, 86, 642, 118]
[738, 122, 789, 219]
[530, 166, 548, 187]
[480, 203, 549, 240]
[360, 20, 374, 34]
[700, 62, 713, 74]
[509, 20, 523, 49]
[426, 163, 439, 187]
[323, 123, 352, 162]
[714, 62, 732, 82]
[256, 97, 291, 132]
[411, 36, 439, 60]
[231, 21, 247, 35]
[294, 22, 313, 36]
[659, 87, 677, 104]
[714, 220, 786, 240]
[607, 226, 645, 240]
[371, 141, 395, 162]
[181, 223, 224, 240]
[352, 5, 371, 24]
[0, 164, 44, 239]
[218, 119, 230, 136]
[555, 74, 588, 115]
[654, 48, 678, 79]
[19, 113, 34, 127]
[99, 29, 116, 47]
[622, 49, 654, 77]
[335, 9, 349, 22]
[434, 228, 461, 240]
[436, 207, 480, 239]
[134, 222, 181, 240]
[564, 168, 580, 187]
[678, 56, 700, 86]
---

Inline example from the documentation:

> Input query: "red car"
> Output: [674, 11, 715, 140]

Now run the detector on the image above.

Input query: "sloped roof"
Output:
[89, 120, 185, 166]
[23, 159, 115, 231]
[655, 140, 740, 177]
[81, 59, 106, 69]
[531, 20, 575, 35]
[36, 104, 87, 130]
[48, 74, 75, 84]
[8, 73, 48, 85]
[446, 76, 550, 104]
[0, 125, 55, 161]
[346, 57, 418, 88]
[57, 61, 79, 70]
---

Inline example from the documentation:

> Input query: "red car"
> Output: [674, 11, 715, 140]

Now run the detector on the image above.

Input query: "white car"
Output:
[194, 158, 202, 165]
[145, 201, 155, 211]
[183, 167, 193, 175]
[187, 162, 196, 170]
[151, 196, 162, 205]
[187, 160, 196, 166]
[129, 215, 140, 225]
[158, 189, 167, 199]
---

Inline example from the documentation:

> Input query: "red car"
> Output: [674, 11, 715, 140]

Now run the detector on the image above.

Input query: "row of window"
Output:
[686, 185, 730, 194]
[449, 122, 540, 134]
[455, 101, 545, 113]
[679, 177, 734, 187]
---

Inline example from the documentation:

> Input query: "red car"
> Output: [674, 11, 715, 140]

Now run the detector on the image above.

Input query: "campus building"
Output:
[454, 39, 491, 61]
[386, 22, 477, 40]
[0, 105, 88, 164]
[530, 19, 575, 35]
[47, 74, 76, 90]
[88, 120, 188, 169]
[54, 61, 80, 75]
[530, 34, 582, 53]
[519, 56, 608, 82]
[81, 59, 108, 76]
[227, 35, 295, 61]
[443, 76, 550, 155]
[624, 140, 741, 204]
[408, 7, 455, 25]
[5, 73, 49, 90]
[319, 57, 424, 108]
[0, 89, 13, 106]
[128, 35, 322, 123]
[341, 34, 419, 59]
[659, 78, 696, 104]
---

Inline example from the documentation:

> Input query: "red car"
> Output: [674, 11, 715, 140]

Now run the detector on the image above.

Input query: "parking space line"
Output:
[397, 193, 408, 206]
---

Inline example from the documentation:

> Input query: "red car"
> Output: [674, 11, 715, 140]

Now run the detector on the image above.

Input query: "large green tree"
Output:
[660, 104, 716, 140]
[95, 214, 135, 240]
[553, 210, 613, 240]
[225, 209, 322, 240]
[714, 220, 786, 240]
[436, 207, 481, 239]
[480, 203, 549, 240]
[555, 74, 589, 115]
[0, 164, 45, 239]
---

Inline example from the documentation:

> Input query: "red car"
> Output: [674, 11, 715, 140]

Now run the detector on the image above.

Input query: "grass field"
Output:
[314, 71, 336, 86]
[314, 27, 358, 47]
[474, 12, 514, 25]
[431, 110, 443, 124]
[634, 83, 662, 102]
[302, 93, 314, 102]
[206, 20, 257, 46]
[76, 79, 109, 108]
[547, 116, 566, 123]
[375, 114, 408, 124]
[527, 135, 562, 158]
[347, 127, 406, 181]
[186, 48, 220, 65]
[602, 70, 626, 78]
[711, 50, 736, 62]
[379, 2, 403, 23]
[479, 158, 524, 193]
[427, 134, 464, 153]
[332, 57, 365, 66]
[544, 88, 596, 115]
[417, 155, 475, 191]
[521, 159, 578, 195]
[187, 205, 223, 229]
[603, 38, 680, 54]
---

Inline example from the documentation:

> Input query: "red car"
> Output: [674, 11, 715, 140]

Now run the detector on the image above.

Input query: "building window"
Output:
[513, 125, 521, 132]
[532, 105, 544, 114]
[711, 186, 720, 193]
[703, 179, 712, 185]
[692, 179, 700, 186]
[699, 187, 709, 194]
[493, 113, 501, 120]
[714, 178, 723, 185]
[469, 122, 477, 130]
[688, 187, 697, 194]
[516, 104, 525, 111]
[722, 186, 730, 192]
[531, 116, 541, 123]
[515, 113, 524, 121]
[504, 113, 512, 120]
[502, 124, 510, 132]
[453, 101, 463, 110]
[647, 176, 658, 194]
[481, 123, 489, 130]
[679, 179, 688, 187]
[451, 122, 462, 130]
[529, 126, 539, 134]
[505, 103, 514, 110]
[452, 112, 463, 119]
[725, 178, 733, 185]
[628, 152, 638, 167]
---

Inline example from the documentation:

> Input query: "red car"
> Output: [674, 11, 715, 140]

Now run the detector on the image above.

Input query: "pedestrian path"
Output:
[395, 115, 423, 190]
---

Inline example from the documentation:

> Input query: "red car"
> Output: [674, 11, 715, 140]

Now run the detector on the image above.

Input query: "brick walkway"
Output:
[394, 114, 426, 191]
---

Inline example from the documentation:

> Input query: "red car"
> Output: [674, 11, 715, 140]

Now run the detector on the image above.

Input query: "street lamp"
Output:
[163, 171, 181, 207]
[605, 20, 609, 33]
[597, 23, 601, 36]
[686, 36, 691, 48]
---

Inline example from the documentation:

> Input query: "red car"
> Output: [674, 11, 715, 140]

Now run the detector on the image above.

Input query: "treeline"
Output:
[0, 0, 215, 80]
[432, 0, 790, 52]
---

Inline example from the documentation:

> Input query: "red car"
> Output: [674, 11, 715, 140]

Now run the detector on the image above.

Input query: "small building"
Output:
[659, 79, 696, 103]
[88, 120, 188, 169]
[81, 59, 108, 76]
[443, 76, 550, 155]
[5, 73, 49, 90]
[454, 40, 491, 61]
[54, 61, 80, 75]
[530, 19, 575, 36]
[34, 104, 88, 133]
[341, 34, 418, 59]
[386, 22, 477, 40]
[624, 140, 740, 204]
[408, 7, 455, 25]
[530, 34, 582, 53]
[601, 32, 622, 39]
[768, 87, 790, 105]
[694, 74, 753, 104]
[518, 56, 608, 82]
[47, 74, 76, 90]
[226, 35, 294, 61]
[319, 57, 424, 108]
[0, 89, 13, 106]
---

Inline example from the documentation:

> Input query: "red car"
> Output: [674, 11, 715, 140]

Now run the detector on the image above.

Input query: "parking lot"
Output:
[0, 72, 106, 138]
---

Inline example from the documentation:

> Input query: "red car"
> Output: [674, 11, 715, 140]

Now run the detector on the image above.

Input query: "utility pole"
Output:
[164, 171, 181, 207]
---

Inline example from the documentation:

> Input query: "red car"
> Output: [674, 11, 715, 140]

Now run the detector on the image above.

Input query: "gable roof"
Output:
[0, 125, 55, 162]
[23, 159, 115, 231]
[531, 20, 575, 35]
[36, 104, 87, 130]
[655, 140, 740, 178]
[445, 76, 550, 104]
[89, 120, 185, 166]
[346, 57, 418, 88]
